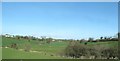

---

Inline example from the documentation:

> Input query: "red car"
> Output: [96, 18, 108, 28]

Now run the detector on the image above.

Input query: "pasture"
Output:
[2, 37, 118, 59]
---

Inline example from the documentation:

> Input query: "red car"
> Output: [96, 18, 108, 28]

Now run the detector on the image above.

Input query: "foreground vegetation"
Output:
[64, 41, 118, 59]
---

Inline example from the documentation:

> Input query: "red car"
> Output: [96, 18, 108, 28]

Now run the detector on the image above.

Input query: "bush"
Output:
[11, 43, 18, 49]
[87, 47, 99, 59]
[101, 47, 118, 59]
[64, 41, 118, 59]
[24, 44, 31, 52]
[64, 41, 88, 58]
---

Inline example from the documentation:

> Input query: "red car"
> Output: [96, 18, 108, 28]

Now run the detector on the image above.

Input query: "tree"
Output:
[15, 35, 21, 40]
[46, 38, 52, 44]
[80, 39, 85, 43]
[88, 38, 94, 42]
[104, 37, 107, 40]
[84, 42, 88, 45]
[100, 37, 103, 40]
[41, 36, 46, 41]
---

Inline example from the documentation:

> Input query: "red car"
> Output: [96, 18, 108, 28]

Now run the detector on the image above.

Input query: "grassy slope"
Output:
[2, 48, 65, 59]
[2, 37, 68, 59]
[2, 37, 118, 59]
[2, 37, 69, 54]
[0, 48, 1, 60]
[81, 41, 118, 47]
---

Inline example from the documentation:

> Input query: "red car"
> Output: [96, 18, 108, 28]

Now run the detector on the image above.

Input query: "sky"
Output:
[2, 0, 120, 2]
[2, 2, 118, 39]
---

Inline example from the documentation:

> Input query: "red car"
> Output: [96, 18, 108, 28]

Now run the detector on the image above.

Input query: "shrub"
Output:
[101, 47, 118, 59]
[64, 41, 88, 58]
[64, 41, 118, 59]
[11, 43, 18, 49]
[24, 44, 31, 52]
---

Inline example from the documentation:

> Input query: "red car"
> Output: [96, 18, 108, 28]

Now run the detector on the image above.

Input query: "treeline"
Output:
[1, 34, 54, 43]
[1, 33, 119, 43]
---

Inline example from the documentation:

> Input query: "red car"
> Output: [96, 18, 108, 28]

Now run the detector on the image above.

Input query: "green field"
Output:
[2, 48, 66, 59]
[0, 48, 1, 60]
[2, 37, 118, 59]
[2, 37, 69, 59]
